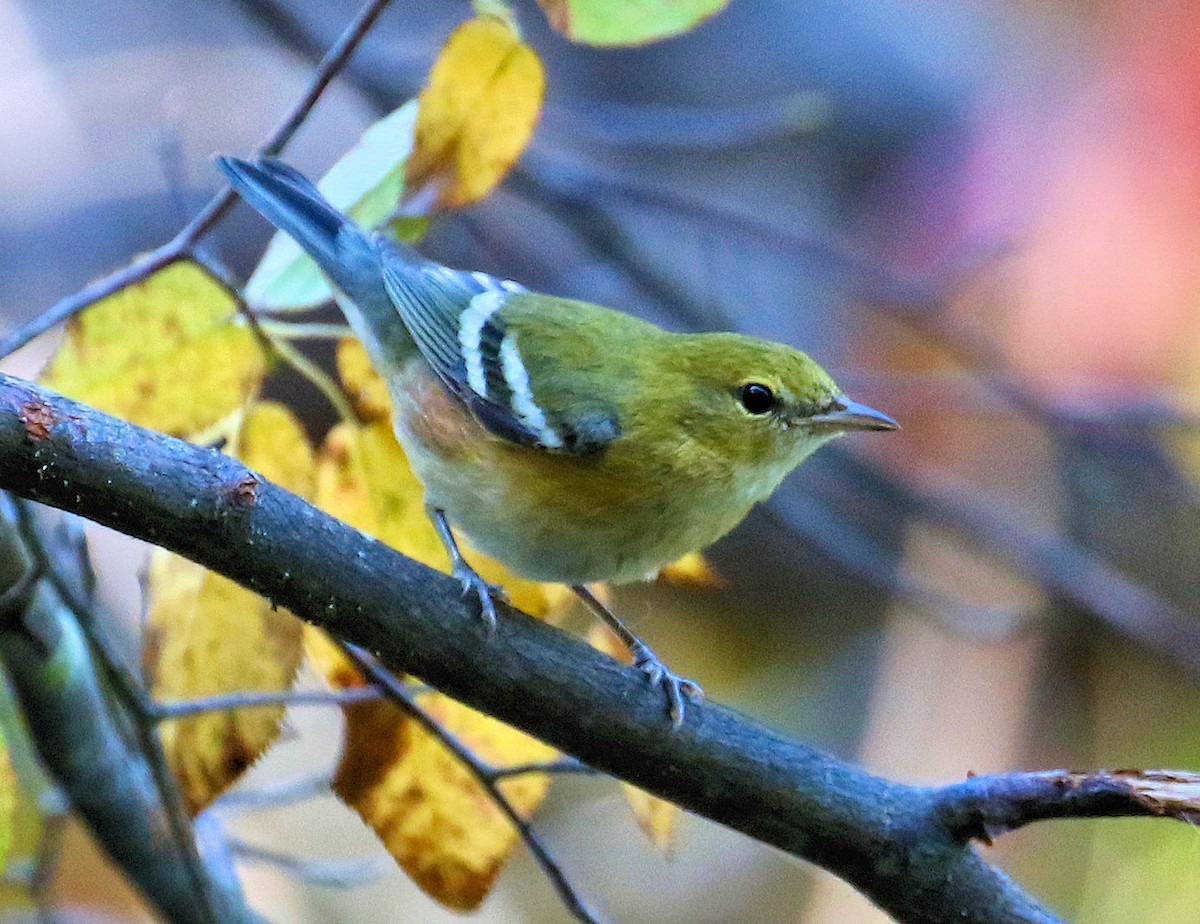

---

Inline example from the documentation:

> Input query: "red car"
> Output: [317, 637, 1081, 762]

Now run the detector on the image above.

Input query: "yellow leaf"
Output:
[657, 551, 726, 590]
[334, 693, 556, 910]
[406, 13, 545, 210]
[587, 624, 680, 850]
[537, 0, 729, 46]
[308, 357, 573, 909]
[145, 403, 312, 813]
[336, 337, 394, 424]
[623, 784, 680, 853]
[40, 261, 269, 438]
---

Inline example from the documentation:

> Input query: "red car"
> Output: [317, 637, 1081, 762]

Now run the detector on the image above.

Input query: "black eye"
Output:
[739, 382, 777, 415]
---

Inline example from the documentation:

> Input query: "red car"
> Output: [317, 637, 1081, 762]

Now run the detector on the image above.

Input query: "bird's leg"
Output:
[571, 584, 703, 727]
[428, 506, 506, 633]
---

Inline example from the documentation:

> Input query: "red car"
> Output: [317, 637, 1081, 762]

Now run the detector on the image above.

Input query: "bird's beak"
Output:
[807, 396, 899, 432]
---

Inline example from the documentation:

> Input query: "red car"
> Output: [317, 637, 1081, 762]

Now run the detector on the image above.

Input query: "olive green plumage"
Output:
[218, 153, 897, 720]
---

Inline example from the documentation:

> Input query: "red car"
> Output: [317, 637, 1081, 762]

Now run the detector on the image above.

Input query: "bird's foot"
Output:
[630, 640, 704, 728]
[450, 560, 507, 635]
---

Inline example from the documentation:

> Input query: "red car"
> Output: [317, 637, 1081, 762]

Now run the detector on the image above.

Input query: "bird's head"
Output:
[666, 333, 897, 478]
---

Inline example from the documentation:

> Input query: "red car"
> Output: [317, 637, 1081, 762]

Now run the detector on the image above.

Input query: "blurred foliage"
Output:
[2, 0, 1200, 921]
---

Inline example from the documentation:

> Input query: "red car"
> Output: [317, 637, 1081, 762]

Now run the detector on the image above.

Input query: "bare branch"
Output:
[216, 773, 333, 811]
[931, 769, 1200, 844]
[0, 0, 395, 362]
[488, 757, 598, 781]
[151, 684, 383, 720]
[0, 372, 1079, 924]
[228, 834, 392, 889]
[0, 495, 261, 924]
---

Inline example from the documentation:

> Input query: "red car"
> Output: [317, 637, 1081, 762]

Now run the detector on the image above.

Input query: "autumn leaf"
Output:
[623, 784, 680, 853]
[40, 261, 269, 439]
[588, 623, 681, 851]
[536, 0, 729, 46]
[336, 335, 396, 424]
[405, 12, 545, 211]
[657, 550, 725, 590]
[306, 345, 567, 909]
[334, 694, 556, 910]
[245, 101, 420, 312]
[145, 402, 312, 813]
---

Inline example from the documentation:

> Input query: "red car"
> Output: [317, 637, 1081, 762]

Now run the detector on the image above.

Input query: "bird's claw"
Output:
[632, 642, 704, 728]
[451, 562, 507, 634]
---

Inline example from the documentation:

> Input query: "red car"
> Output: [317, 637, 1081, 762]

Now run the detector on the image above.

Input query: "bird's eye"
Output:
[738, 382, 777, 415]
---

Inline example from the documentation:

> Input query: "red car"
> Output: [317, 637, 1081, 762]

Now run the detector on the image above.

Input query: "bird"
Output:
[216, 155, 898, 725]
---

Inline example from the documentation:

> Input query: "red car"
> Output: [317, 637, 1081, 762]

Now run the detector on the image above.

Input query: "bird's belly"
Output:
[414, 452, 727, 585]
[390, 362, 778, 585]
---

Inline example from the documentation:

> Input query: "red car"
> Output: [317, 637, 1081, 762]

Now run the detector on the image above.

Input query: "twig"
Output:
[10, 499, 228, 924]
[0, 0, 395, 362]
[151, 685, 383, 720]
[261, 331, 358, 424]
[488, 757, 598, 780]
[228, 834, 392, 888]
[339, 643, 602, 924]
[216, 773, 333, 811]
[254, 320, 355, 341]
[931, 768, 1200, 844]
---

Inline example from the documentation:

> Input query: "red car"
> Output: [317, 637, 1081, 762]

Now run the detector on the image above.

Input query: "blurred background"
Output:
[2, 0, 1200, 921]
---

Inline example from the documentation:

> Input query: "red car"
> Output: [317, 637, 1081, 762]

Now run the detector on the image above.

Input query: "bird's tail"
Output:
[217, 155, 420, 369]
[217, 156, 385, 304]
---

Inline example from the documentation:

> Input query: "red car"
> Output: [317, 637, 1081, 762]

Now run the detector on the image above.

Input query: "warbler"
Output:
[217, 156, 897, 724]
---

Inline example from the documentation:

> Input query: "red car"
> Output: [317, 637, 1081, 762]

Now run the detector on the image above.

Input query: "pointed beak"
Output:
[807, 395, 899, 432]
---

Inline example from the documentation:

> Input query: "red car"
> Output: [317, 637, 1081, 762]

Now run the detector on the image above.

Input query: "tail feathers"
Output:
[218, 154, 422, 366]
[217, 156, 348, 260]
[219, 155, 410, 313]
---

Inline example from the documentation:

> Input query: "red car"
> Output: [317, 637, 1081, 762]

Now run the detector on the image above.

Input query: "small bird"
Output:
[217, 156, 897, 725]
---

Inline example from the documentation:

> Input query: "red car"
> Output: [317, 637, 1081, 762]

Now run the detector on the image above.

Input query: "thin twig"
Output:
[228, 834, 393, 889]
[216, 773, 333, 811]
[255, 320, 356, 341]
[488, 757, 598, 781]
[261, 331, 359, 424]
[152, 685, 383, 720]
[339, 643, 601, 924]
[0, 0, 396, 363]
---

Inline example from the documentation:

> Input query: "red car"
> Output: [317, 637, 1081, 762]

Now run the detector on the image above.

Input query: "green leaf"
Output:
[536, 0, 729, 46]
[245, 101, 419, 312]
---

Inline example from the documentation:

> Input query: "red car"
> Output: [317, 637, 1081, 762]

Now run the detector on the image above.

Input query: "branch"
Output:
[0, 494, 261, 924]
[151, 684, 383, 720]
[0, 0, 395, 362]
[0, 374, 1087, 924]
[931, 769, 1200, 843]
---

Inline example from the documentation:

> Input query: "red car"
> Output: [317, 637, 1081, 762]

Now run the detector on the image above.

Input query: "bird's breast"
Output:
[389, 363, 773, 584]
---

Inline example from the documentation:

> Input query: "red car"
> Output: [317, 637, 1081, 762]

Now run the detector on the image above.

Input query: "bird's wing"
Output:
[379, 250, 618, 453]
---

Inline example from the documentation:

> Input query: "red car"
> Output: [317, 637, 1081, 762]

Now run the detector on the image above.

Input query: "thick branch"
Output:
[0, 496, 261, 924]
[0, 372, 1183, 924]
